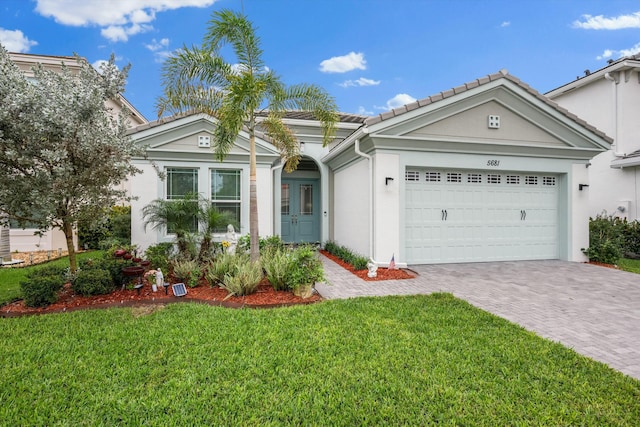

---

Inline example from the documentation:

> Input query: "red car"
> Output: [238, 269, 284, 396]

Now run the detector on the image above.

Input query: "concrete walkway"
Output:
[316, 256, 640, 380]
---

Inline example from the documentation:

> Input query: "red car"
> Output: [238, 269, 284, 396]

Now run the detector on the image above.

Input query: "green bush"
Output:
[286, 245, 324, 290]
[237, 235, 286, 255]
[205, 253, 247, 286]
[27, 264, 67, 280]
[323, 241, 368, 271]
[72, 269, 114, 296]
[620, 219, 640, 256]
[78, 205, 131, 250]
[583, 215, 624, 264]
[20, 275, 66, 307]
[221, 260, 263, 298]
[144, 242, 174, 272]
[263, 248, 294, 291]
[172, 259, 202, 288]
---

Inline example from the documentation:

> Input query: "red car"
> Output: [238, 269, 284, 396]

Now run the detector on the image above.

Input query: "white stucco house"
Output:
[129, 70, 611, 266]
[6, 52, 148, 253]
[547, 54, 640, 221]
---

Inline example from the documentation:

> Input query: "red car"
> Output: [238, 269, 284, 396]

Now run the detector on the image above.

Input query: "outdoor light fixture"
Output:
[300, 142, 305, 153]
[385, 177, 394, 185]
[579, 184, 589, 191]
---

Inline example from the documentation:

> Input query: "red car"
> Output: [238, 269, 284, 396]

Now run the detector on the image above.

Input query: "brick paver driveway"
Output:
[316, 258, 640, 380]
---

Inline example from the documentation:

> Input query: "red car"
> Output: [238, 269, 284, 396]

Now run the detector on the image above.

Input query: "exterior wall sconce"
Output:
[300, 142, 305, 153]
[579, 184, 589, 191]
[385, 177, 394, 185]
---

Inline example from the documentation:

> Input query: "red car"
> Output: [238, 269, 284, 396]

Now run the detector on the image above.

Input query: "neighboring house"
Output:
[6, 52, 148, 252]
[546, 54, 640, 221]
[129, 70, 610, 266]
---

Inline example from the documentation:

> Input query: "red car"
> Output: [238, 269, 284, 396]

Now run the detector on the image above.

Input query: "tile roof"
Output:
[364, 69, 612, 144]
[128, 110, 367, 135]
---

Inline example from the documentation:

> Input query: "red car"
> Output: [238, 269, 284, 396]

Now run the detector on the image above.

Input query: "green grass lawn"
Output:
[1, 294, 638, 425]
[618, 257, 640, 274]
[0, 251, 103, 305]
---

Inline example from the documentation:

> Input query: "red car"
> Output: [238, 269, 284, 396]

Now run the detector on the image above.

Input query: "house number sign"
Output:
[486, 160, 501, 167]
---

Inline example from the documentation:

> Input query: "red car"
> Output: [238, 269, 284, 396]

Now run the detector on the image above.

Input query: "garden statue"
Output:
[154, 268, 163, 292]
[225, 224, 237, 255]
[367, 260, 378, 278]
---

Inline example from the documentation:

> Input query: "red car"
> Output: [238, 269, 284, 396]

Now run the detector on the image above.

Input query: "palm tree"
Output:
[142, 193, 200, 259]
[157, 9, 338, 262]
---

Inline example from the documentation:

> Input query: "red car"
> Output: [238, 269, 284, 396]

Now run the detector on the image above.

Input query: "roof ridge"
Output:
[363, 70, 612, 143]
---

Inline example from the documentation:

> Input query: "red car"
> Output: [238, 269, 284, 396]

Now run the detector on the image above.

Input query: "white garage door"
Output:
[405, 169, 559, 264]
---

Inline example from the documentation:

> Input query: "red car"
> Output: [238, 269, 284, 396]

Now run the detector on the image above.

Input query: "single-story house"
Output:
[546, 54, 640, 221]
[129, 69, 611, 266]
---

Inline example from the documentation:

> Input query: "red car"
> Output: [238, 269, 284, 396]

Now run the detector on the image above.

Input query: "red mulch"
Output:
[320, 250, 416, 281]
[1, 277, 322, 317]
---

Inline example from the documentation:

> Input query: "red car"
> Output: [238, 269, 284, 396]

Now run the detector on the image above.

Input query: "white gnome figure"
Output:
[154, 268, 163, 292]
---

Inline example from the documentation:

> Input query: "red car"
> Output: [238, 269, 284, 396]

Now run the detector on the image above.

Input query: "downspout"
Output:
[271, 161, 286, 236]
[604, 72, 624, 157]
[354, 137, 380, 265]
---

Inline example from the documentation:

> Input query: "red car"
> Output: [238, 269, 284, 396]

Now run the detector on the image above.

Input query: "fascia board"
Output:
[611, 156, 640, 169]
[546, 60, 640, 98]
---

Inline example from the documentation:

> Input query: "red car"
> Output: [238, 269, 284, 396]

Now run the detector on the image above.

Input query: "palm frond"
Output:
[259, 115, 300, 172]
[204, 10, 265, 72]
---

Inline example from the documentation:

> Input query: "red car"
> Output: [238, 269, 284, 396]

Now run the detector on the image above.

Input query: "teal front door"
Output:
[281, 179, 320, 243]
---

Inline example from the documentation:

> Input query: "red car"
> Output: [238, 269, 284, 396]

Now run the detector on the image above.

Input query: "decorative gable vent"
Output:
[198, 135, 211, 148]
[488, 115, 500, 129]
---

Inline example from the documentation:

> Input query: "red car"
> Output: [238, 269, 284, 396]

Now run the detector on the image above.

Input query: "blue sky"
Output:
[1, 0, 639, 121]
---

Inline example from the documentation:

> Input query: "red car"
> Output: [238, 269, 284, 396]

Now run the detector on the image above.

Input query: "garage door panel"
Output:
[405, 169, 559, 264]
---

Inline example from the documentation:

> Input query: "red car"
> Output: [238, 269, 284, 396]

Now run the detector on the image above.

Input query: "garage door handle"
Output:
[442, 209, 448, 221]
[520, 210, 527, 220]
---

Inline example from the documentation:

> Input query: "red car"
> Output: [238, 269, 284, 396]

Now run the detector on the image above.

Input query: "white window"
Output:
[467, 173, 482, 183]
[165, 168, 199, 233]
[487, 174, 501, 184]
[447, 172, 462, 183]
[525, 176, 538, 185]
[211, 169, 241, 230]
[543, 176, 556, 186]
[425, 172, 441, 182]
[405, 171, 420, 182]
[506, 175, 520, 185]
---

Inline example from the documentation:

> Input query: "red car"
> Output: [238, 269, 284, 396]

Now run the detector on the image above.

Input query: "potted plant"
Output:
[286, 245, 325, 298]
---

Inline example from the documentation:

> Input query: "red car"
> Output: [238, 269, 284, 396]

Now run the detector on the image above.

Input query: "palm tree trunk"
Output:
[249, 130, 259, 263]
[62, 219, 77, 273]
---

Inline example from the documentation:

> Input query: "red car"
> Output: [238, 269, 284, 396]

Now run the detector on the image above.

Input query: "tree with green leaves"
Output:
[157, 9, 338, 262]
[0, 45, 145, 272]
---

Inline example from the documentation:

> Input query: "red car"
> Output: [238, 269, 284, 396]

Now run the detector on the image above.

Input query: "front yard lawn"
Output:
[618, 257, 640, 274]
[1, 294, 638, 425]
[0, 251, 103, 305]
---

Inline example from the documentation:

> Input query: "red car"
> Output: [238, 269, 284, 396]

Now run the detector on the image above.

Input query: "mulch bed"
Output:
[320, 250, 416, 281]
[1, 278, 322, 317]
[2, 250, 416, 317]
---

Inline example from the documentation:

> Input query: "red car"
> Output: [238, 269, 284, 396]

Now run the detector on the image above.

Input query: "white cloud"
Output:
[356, 106, 373, 116]
[339, 77, 381, 88]
[319, 51, 366, 73]
[145, 37, 170, 51]
[384, 93, 417, 110]
[34, 0, 216, 42]
[0, 28, 38, 52]
[573, 11, 640, 30]
[596, 42, 640, 60]
[500, 21, 511, 27]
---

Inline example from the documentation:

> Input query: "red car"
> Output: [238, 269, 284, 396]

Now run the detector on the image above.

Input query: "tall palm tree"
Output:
[157, 9, 338, 262]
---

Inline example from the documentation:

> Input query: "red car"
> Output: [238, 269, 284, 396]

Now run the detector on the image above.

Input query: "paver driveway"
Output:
[316, 257, 640, 380]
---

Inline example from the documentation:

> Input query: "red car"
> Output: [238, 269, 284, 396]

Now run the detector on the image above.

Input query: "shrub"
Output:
[237, 235, 286, 255]
[27, 264, 67, 280]
[72, 269, 114, 296]
[20, 275, 65, 307]
[144, 242, 174, 271]
[286, 245, 324, 290]
[263, 248, 294, 291]
[172, 259, 202, 288]
[583, 214, 623, 264]
[78, 205, 131, 250]
[323, 241, 368, 271]
[205, 253, 247, 286]
[221, 260, 262, 298]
